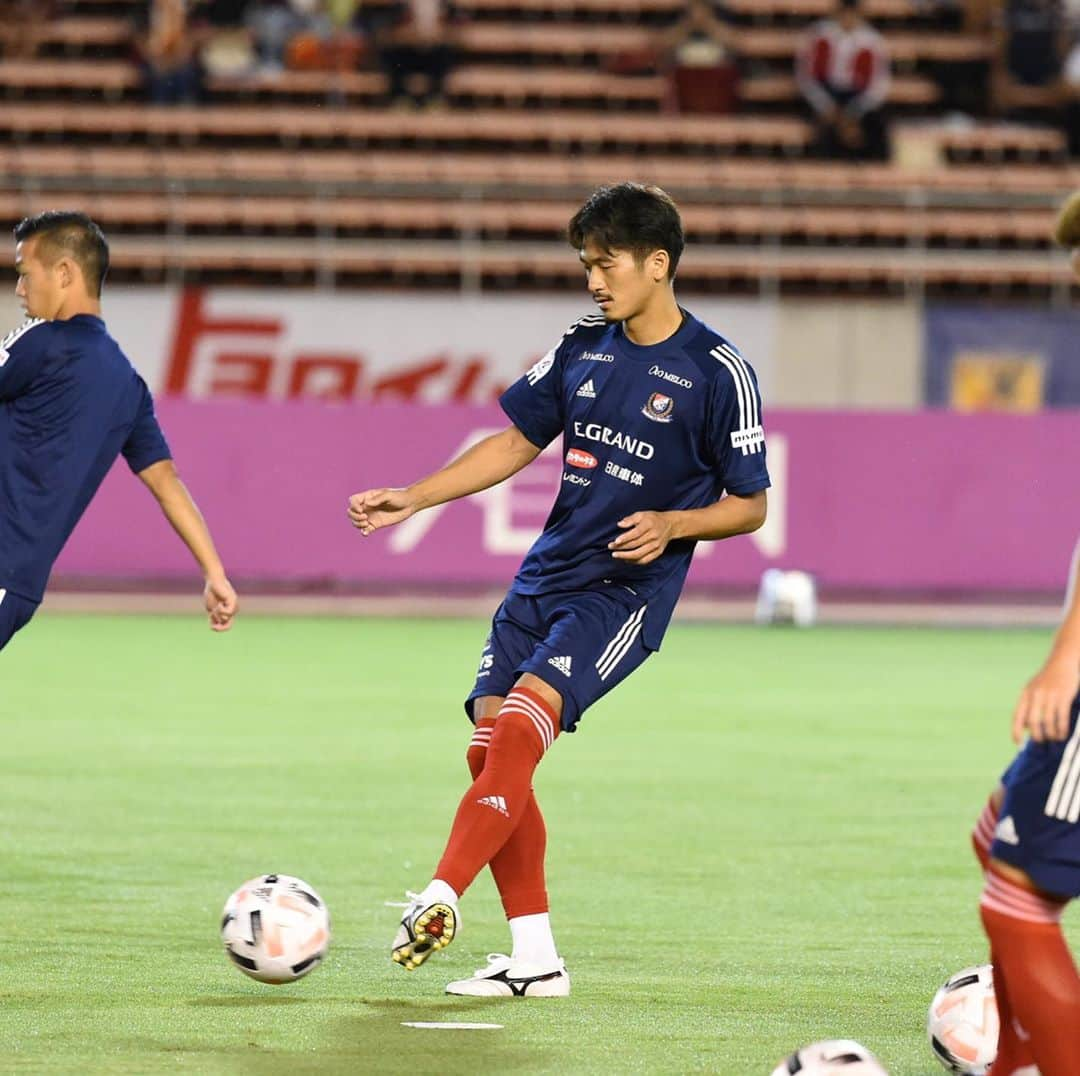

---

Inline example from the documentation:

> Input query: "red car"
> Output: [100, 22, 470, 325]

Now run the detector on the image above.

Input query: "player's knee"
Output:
[466, 717, 496, 779]
[466, 742, 487, 779]
[971, 795, 1000, 871]
[981, 864, 1066, 931]
[488, 708, 553, 766]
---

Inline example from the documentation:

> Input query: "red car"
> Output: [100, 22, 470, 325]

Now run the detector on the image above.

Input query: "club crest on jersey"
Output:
[642, 392, 674, 423]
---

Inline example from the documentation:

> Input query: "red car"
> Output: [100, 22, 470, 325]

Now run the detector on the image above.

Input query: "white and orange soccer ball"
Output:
[927, 964, 999, 1075]
[770, 1039, 889, 1075]
[221, 874, 330, 984]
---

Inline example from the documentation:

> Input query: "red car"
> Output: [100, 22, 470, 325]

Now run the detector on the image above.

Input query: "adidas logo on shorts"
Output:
[547, 655, 573, 677]
[995, 815, 1020, 845]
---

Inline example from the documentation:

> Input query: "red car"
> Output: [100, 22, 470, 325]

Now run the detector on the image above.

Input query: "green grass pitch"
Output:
[1, 613, 1071, 1074]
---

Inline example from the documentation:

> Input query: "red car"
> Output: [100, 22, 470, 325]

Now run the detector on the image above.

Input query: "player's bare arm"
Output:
[1013, 536, 1080, 744]
[348, 424, 541, 535]
[137, 459, 238, 631]
[609, 490, 768, 565]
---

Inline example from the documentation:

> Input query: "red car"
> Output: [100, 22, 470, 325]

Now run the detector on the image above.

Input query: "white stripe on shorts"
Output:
[596, 605, 647, 681]
[1044, 718, 1080, 821]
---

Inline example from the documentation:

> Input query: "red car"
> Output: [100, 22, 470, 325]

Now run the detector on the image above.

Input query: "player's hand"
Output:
[608, 511, 674, 565]
[347, 488, 417, 535]
[204, 575, 238, 632]
[1012, 657, 1080, 744]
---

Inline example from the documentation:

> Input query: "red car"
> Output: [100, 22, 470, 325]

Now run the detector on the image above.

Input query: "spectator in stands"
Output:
[374, 0, 460, 108]
[203, 0, 249, 25]
[661, 0, 740, 114]
[993, 0, 1068, 113]
[796, 0, 891, 161]
[134, 0, 205, 105]
[285, 0, 370, 73]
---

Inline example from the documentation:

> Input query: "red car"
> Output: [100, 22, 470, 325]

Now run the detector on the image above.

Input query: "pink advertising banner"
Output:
[55, 402, 1080, 593]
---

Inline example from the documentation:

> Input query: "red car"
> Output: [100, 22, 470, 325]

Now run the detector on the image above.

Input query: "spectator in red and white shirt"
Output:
[796, 0, 891, 161]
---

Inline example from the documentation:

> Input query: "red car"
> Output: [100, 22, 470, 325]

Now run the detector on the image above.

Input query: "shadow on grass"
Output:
[117, 997, 560, 1076]
[187, 994, 311, 1008]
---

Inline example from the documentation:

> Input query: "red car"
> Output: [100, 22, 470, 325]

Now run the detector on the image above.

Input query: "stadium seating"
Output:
[0, 0, 1072, 294]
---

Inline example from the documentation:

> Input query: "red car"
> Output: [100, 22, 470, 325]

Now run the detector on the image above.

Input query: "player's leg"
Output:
[980, 709, 1080, 1075]
[444, 684, 569, 997]
[393, 599, 561, 973]
[465, 694, 561, 964]
[981, 861, 1079, 1076]
[0, 590, 39, 653]
[433, 674, 561, 906]
[972, 783, 1005, 869]
[444, 588, 654, 996]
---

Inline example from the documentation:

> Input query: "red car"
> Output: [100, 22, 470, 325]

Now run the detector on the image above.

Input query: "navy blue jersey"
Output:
[499, 309, 770, 648]
[0, 315, 171, 602]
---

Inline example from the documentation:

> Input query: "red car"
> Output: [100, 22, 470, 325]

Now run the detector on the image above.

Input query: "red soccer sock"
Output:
[987, 948, 1035, 1076]
[466, 717, 549, 918]
[436, 688, 558, 899]
[972, 797, 1000, 871]
[981, 868, 1080, 1076]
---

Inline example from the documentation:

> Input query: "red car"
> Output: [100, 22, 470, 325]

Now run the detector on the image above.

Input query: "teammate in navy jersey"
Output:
[970, 191, 1080, 1076]
[0, 210, 237, 652]
[348, 183, 769, 997]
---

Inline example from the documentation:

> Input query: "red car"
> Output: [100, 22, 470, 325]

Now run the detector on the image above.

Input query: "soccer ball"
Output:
[770, 1039, 889, 1075]
[927, 964, 999, 1074]
[220, 874, 330, 984]
[755, 569, 818, 627]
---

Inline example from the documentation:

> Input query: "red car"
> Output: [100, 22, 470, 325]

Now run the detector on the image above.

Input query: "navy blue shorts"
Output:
[0, 589, 39, 653]
[991, 696, 1080, 898]
[466, 587, 656, 733]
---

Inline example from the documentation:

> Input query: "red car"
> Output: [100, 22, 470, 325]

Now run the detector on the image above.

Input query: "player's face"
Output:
[579, 240, 659, 322]
[14, 238, 64, 320]
[1071, 246, 1080, 283]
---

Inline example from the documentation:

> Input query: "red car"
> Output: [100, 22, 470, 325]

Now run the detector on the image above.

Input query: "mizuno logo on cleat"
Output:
[477, 794, 509, 816]
[547, 655, 572, 677]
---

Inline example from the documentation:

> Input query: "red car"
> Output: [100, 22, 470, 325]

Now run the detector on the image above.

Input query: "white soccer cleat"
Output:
[391, 892, 459, 971]
[445, 953, 570, 997]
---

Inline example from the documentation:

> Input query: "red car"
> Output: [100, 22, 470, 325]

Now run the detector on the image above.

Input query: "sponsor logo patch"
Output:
[579, 351, 615, 363]
[572, 421, 654, 460]
[649, 365, 693, 389]
[604, 461, 644, 486]
[642, 392, 674, 423]
[566, 448, 598, 469]
[730, 426, 765, 450]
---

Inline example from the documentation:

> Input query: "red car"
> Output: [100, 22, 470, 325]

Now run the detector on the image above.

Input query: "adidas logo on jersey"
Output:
[547, 655, 573, 677]
[576, 380, 596, 399]
[477, 794, 509, 817]
[995, 815, 1020, 845]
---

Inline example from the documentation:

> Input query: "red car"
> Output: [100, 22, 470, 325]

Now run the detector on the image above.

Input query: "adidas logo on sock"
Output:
[547, 655, 572, 677]
[477, 794, 509, 817]
[576, 380, 596, 399]
[995, 815, 1020, 845]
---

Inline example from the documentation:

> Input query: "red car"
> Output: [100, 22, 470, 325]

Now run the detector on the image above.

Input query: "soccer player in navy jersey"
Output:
[0, 210, 237, 652]
[348, 183, 769, 997]
[970, 191, 1080, 1076]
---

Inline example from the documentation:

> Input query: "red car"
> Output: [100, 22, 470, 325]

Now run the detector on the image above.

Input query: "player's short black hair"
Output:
[13, 210, 110, 297]
[1054, 191, 1080, 249]
[567, 183, 685, 280]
